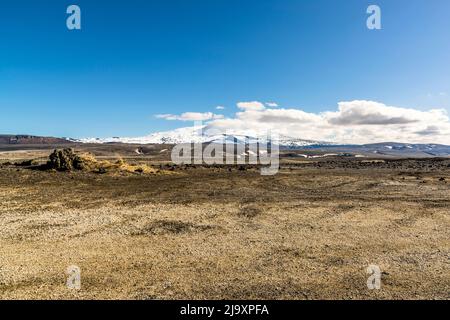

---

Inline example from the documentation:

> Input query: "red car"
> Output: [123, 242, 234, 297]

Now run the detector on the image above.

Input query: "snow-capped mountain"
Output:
[73, 127, 450, 156]
[275, 135, 335, 148]
[77, 126, 331, 147]
[79, 126, 207, 145]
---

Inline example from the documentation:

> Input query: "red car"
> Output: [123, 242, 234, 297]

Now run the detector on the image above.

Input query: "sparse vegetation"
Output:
[47, 148, 91, 171]
[46, 148, 162, 174]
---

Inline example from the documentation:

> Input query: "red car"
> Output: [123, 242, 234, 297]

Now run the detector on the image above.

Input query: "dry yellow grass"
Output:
[49, 151, 172, 175]
[110, 158, 159, 174]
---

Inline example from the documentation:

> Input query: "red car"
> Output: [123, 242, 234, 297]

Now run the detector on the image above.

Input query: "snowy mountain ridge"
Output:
[77, 126, 332, 147]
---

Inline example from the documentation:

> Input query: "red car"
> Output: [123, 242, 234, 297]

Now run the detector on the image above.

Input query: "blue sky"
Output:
[1, 0, 449, 139]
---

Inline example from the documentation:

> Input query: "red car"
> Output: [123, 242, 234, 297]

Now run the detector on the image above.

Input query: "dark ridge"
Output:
[0, 135, 73, 145]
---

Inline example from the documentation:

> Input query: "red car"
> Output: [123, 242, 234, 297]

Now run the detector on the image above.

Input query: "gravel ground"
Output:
[0, 157, 449, 300]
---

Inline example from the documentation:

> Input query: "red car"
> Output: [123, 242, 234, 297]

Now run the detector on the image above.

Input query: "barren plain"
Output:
[0, 145, 449, 299]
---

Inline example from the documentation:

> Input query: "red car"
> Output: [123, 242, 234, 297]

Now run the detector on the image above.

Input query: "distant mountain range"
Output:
[302, 142, 450, 158]
[75, 126, 450, 157]
[0, 135, 72, 145]
[77, 126, 334, 148]
[1, 129, 449, 157]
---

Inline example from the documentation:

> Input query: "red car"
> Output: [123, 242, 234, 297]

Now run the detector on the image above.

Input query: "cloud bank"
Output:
[156, 112, 224, 121]
[157, 100, 450, 144]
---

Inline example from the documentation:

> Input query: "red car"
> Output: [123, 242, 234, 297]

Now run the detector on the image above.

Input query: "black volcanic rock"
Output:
[48, 148, 87, 171]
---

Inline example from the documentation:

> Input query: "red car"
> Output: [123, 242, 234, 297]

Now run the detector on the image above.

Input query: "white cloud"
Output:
[415, 125, 441, 136]
[237, 101, 266, 111]
[326, 100, 423, 125]
[214, 100, 450, 144]
[156, 112, 224, 121]
[265, 102, 279, 107]
[156, 100, 450, 144]
[216, 106, 225, 110]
